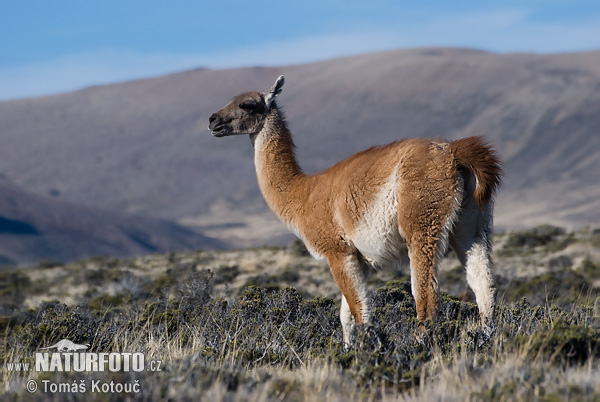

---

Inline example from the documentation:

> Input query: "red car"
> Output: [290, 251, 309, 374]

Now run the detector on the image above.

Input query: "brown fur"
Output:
[209, 76, 503, 344]
[450, 136, 503, 208]
[397, 140, 459, 322]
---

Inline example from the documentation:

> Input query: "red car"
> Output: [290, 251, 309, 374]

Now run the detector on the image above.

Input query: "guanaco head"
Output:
[208, 76, 285, 137]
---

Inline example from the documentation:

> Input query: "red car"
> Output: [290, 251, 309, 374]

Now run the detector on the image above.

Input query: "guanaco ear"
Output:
[265, 75, 285, 108]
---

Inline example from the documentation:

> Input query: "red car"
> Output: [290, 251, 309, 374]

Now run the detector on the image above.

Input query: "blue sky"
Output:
[1, 0, 600, 100]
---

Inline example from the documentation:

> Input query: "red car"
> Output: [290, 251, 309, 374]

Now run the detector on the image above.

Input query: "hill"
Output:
[0, 175, 222, 265]
[1, 47, 599, 248]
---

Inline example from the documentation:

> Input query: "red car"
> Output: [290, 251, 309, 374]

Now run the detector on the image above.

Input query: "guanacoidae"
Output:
[208, 76, 502, 346]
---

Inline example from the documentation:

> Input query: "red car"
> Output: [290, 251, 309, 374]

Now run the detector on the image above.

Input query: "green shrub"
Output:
[504, 225, 566, 250]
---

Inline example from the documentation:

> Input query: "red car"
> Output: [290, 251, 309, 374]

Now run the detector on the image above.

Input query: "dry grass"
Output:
[1, 226, 599, 400]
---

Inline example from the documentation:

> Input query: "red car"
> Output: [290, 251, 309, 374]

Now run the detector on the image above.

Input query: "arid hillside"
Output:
[1, 47, 599, 250]
[0, 175, 222, 265]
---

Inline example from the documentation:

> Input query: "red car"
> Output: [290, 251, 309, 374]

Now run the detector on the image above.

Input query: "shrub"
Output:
[504, 225, 566, 249]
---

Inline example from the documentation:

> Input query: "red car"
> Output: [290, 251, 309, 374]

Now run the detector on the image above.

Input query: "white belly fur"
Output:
[349, 172, 408, 270]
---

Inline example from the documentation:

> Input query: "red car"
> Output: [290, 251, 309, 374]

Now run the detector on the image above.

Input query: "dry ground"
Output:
[1, 225, 599, 400]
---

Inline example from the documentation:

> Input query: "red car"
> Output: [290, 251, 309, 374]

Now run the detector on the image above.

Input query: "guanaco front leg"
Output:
[327, 254, 370, 347]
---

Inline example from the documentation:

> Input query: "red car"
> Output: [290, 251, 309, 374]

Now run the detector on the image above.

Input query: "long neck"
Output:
[252, 107, 308, 226]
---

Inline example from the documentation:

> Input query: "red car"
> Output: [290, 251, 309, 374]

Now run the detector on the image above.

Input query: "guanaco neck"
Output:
[251, 106, 309, 226]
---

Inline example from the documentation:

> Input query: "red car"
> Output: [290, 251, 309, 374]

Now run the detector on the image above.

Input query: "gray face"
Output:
[208, 91, 268, 137]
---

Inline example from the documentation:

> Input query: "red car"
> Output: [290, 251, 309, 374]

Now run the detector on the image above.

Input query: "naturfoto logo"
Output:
[34, 339, 153, 373]
[38, 339, 90, 352]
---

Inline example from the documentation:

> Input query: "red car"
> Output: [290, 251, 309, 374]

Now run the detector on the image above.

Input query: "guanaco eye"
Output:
[239, 102, 257, 111]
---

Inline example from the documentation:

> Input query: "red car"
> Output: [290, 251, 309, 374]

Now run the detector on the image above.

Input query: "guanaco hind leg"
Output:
[407, 235, 443, 325]
[449, 199, 497, 339]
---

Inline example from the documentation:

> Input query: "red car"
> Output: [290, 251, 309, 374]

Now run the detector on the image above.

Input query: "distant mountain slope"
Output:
[0, 176, 222, 265]
[0, 48, 599, 247]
